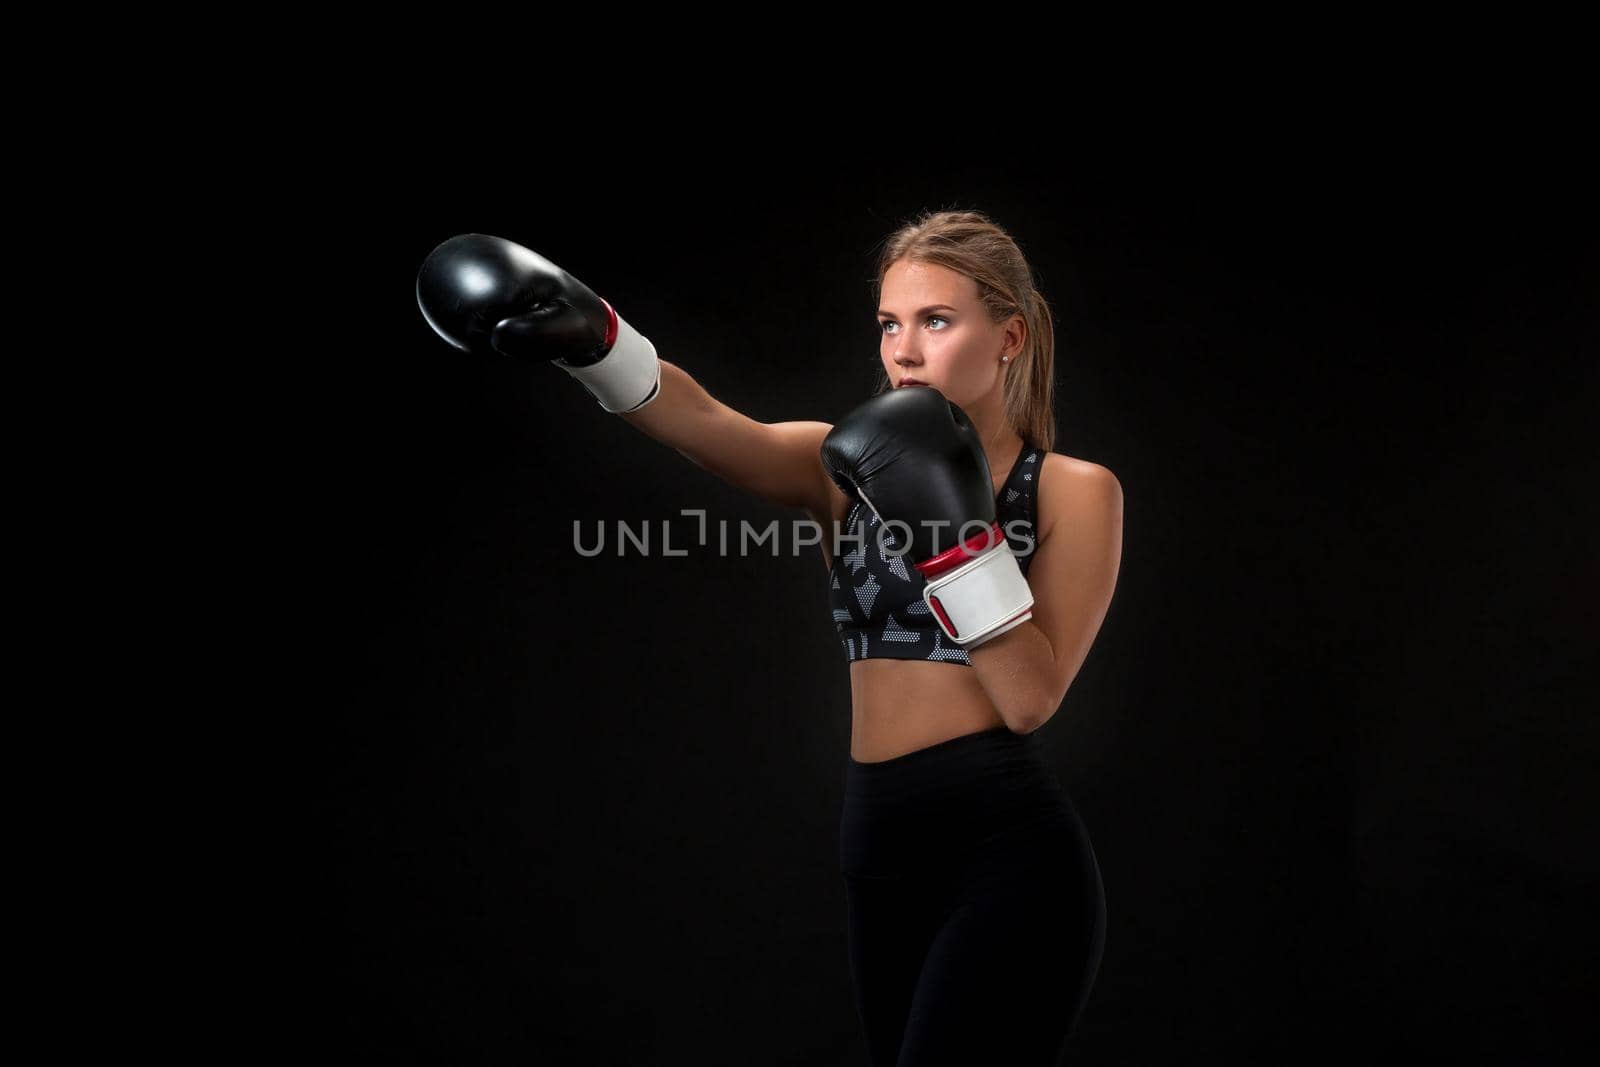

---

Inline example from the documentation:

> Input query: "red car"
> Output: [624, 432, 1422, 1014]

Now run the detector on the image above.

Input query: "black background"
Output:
[303, 136, 1596, 1063]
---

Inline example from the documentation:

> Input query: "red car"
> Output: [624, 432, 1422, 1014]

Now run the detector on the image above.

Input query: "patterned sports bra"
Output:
[827, 444, 1043, 664]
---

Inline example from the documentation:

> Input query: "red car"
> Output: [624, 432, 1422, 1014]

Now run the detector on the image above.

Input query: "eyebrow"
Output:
[876, 303, 958, 318]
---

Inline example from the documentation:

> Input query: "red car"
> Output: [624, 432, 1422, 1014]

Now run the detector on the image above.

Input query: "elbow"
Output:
[1005, 699, 1053, 736]
[1008, 716, 1043, 736]
[1020, 690, 1068, 734]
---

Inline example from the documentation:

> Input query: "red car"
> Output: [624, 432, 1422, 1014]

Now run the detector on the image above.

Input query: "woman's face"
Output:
[877, 258, 1008, 409]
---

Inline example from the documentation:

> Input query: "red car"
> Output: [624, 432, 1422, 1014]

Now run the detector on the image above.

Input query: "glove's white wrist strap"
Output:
[919, 524, 1034, 648]
[556, 305, 661, 414]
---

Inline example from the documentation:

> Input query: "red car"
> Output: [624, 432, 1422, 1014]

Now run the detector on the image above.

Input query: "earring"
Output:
[1001, 355, 1010, 363]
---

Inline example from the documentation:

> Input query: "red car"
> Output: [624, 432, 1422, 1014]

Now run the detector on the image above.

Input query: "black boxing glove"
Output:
[415, 233, 660, 413]
[820, 386, 1033, 648]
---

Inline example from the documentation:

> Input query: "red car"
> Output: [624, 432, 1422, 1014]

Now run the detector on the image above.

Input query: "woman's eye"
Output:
[879, 316, 948, 334]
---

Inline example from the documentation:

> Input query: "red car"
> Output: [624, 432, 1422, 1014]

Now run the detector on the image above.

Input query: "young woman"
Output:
[417, 209, 1123, 1065]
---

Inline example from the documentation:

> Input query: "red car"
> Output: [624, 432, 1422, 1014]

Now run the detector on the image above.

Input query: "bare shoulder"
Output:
[1037, 452, 1123, 542]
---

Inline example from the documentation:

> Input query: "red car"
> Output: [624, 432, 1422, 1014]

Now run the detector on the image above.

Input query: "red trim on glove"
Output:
[915, 521, 1005, 580]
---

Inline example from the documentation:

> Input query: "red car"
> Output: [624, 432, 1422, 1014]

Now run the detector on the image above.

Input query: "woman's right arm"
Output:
[414, 235, 841, 521]
[619, 360, 841, 521]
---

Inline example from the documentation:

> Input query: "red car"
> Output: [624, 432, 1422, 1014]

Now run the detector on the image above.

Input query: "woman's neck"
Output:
[964, 395, 1024, 483]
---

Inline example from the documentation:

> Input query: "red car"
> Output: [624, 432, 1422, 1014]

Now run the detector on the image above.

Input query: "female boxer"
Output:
[416, 209, 1122, 1065]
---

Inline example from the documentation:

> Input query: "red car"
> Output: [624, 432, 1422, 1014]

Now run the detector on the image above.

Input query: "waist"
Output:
[846, 724, 1044, 796]
[848, 659, 994, 749]
[841, 726, 1081, 875]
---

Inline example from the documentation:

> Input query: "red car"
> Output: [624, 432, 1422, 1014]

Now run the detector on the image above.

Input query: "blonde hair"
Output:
[870, 208, 1057, 452]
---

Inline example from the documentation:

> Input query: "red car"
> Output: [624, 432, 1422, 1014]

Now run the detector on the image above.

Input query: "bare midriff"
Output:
[847, 658, 1005, 762]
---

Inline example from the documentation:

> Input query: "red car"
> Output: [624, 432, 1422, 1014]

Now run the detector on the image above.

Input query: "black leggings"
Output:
[841, 725, 1106, 1066]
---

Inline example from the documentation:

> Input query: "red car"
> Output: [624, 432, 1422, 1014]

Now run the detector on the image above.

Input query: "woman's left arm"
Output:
[970, 459, 1124, 732]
